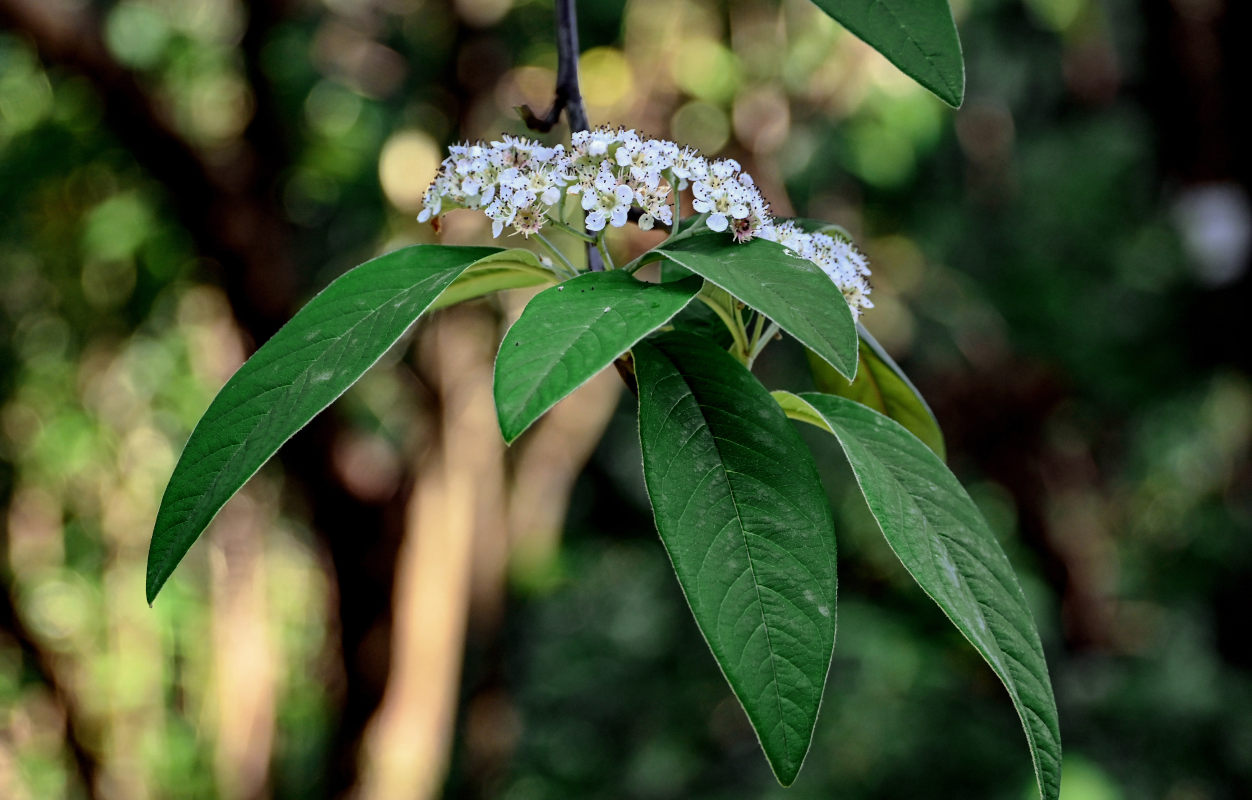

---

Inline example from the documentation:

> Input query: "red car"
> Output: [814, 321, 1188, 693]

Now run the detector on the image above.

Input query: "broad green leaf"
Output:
[657, 234, 859, 380]
[666, 292, 735, 349]
[808, 324, 946, 459]
[430, 249, 556, 310]
[494, 271, 701, 443]
[635, 333, 837, 786]
[809, 0, 965, 107]
[147, 244, 499, 603]
[772, 390, 1062, 800]
[656, 248, 733, 347]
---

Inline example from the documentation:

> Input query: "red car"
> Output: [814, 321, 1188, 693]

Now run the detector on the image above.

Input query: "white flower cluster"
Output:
[417, 135, 568, 238]
[766, 222, 874, 317]
[417, 126, 873, 318]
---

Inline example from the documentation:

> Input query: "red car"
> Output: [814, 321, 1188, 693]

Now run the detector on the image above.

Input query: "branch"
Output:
[518, 0, 590, 133]
[518, 0, 603, 270]
[553, 0, 590, 132]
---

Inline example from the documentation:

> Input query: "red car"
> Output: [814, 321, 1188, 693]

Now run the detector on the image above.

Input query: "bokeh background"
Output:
[1, 0, 1250, 798]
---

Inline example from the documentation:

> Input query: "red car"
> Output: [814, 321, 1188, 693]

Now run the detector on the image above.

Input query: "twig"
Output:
[535, 232, 580, 278]
[518, 0, 590, 134]
[517, 0, 603, 271]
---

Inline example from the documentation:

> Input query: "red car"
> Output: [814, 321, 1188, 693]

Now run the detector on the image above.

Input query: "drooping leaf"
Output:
[635, 333, 837, 786]
[494, 271, 701, 443]
[809, 0, 965, 107]
[657, 234, 859, 380]
[430, 249, 557, 310]
[771, 390, 1062, 800]
[147, 244, 500, 603]
[808, 324, 946, 459]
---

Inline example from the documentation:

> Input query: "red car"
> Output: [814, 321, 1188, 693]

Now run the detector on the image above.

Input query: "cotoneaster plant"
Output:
[146, 1, 1060, 795]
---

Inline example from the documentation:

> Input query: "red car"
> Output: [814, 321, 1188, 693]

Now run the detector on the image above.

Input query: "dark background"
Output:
[1, 0, 1249, 797]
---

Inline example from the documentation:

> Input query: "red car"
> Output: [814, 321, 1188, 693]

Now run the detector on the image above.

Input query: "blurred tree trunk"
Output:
[0, 0, 409, 793]
[0, 560, 102, 799]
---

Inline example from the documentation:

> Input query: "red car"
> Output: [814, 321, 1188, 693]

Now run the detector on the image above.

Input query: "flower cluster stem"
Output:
[697, 288, 751, 365]
[545, 216, 596, 244]
[535, 232, 580, 279]
[596, 234, 615, 270]
[746, 320, 780, 367]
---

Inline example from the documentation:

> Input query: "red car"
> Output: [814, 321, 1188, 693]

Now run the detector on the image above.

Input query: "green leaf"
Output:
[809, 0, 965, 107]
[666, 293, 735, 349]
[657, 234, 859, 380]
[147, 244, 500, 604]
[808, 324, 946, 459]
[494, 271, 701, 443]
[772, 390, 1062, 800]
[635, 333, 837, 786]
[430, 249, 557, 310]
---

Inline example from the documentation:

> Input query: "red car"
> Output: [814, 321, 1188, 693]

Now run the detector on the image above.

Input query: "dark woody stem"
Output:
[518, 0, 590, 134]
[554, 0, 590, 132]
[519, 0, 604, 270]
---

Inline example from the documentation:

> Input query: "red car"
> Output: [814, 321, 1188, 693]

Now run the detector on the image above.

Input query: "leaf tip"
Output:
[940, 68, 966, 108]
[144, 538, 172, 606]
[497, 413, 527, 446]
[144, 573, 163, 607]
[764, 750, 804, 788]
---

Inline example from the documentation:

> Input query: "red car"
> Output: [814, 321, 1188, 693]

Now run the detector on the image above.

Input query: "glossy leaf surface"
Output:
[147, 244, 499, 603]
[809, 0, 965, 106]
[494, 271, 701, 443]
[773, 390, 1062, 800]
[657, 235, 859, 380]
[635, 333, 837, 785]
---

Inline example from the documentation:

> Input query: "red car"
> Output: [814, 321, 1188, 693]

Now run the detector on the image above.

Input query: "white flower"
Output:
[671, 147, 706, 190]
[730, 183, 772, 243]
[583, 165, 634, 231]
[691, 159, 757, 234]
[766, 221, 873, 318]
[634, 181, 673, 231]
[615, 137, 674, 189]
[413, 126, 872, 319]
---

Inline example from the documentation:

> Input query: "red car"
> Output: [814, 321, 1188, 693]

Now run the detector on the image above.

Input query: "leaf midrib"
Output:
[831, 411, 1054, 796]
[869, 0, 956, 97]
[503, 308, 623, 433]
[154, 276, 430, 582]
[674, 363, 793, 765]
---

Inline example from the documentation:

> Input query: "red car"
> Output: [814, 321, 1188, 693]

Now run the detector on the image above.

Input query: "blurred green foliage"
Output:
[2, 0, 1250, 798]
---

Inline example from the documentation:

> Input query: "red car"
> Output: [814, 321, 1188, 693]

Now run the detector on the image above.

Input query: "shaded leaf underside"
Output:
[809, 324, 946, 459]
